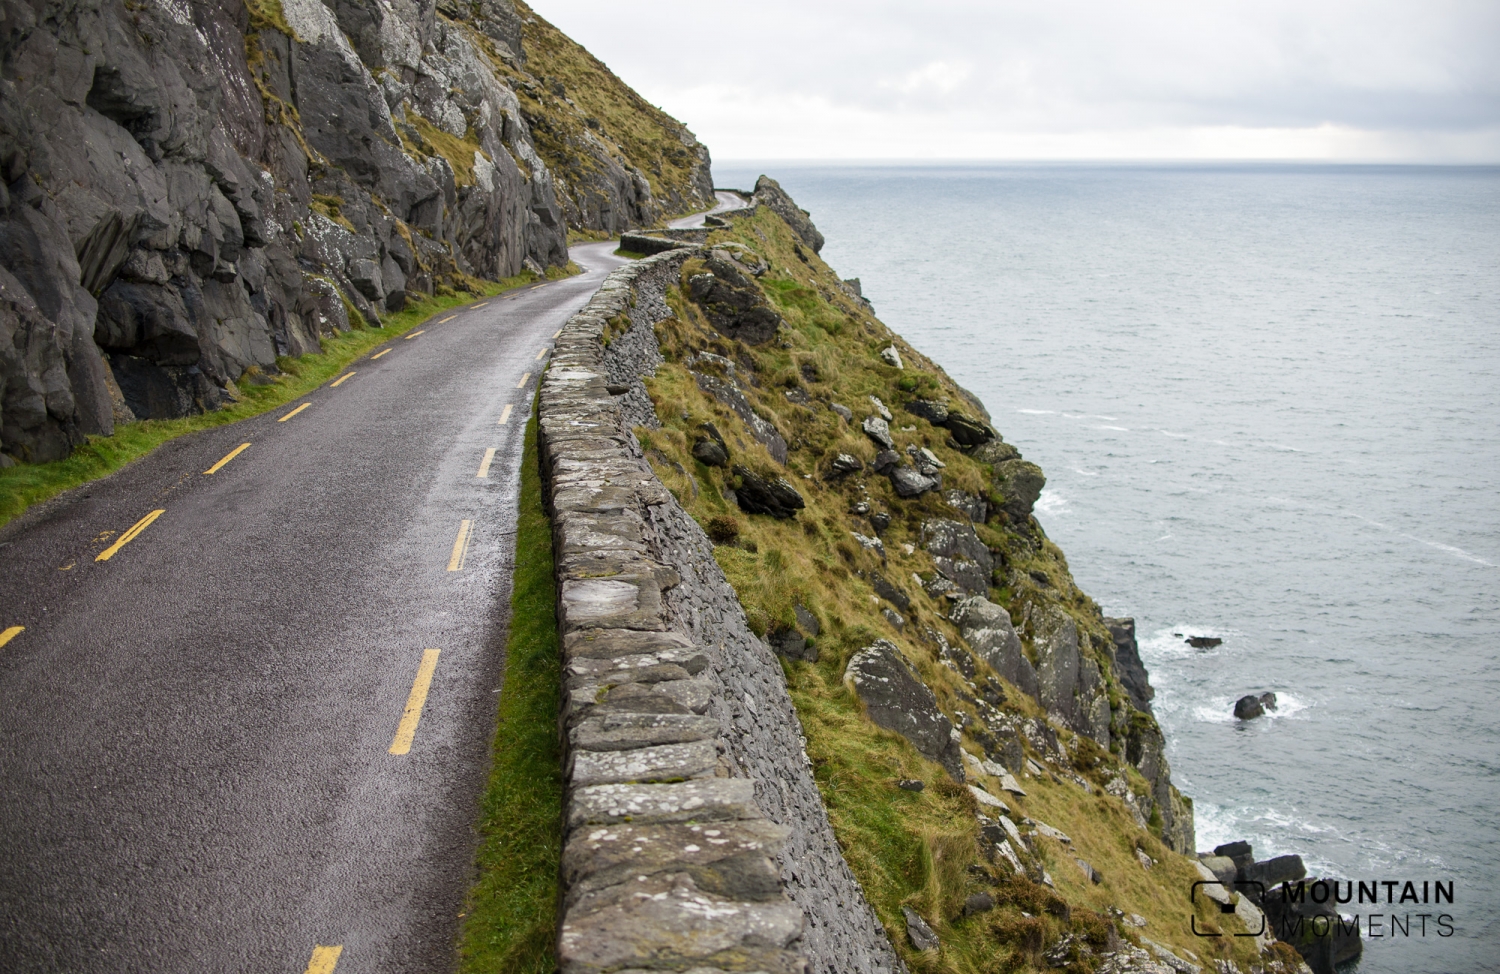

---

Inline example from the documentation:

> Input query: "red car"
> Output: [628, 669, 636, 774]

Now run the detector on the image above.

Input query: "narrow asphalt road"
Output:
[0, 241, 627, 973]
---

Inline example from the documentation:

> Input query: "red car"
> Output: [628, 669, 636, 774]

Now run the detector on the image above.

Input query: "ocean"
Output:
[715, 162, 1500, 972]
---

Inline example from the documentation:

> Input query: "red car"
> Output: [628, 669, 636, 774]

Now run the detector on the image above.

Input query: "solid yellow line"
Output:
[0, 626, 23, 649]
[553, 329, 562, 338]
[476, 448, 497, 478]
[497, 404, 514, 425]
[390, 649, 441, 755]
[515, 372, 530, 389]
[438, 315, 457, 323]
[447, 519, 473, 572]
[330, 371, 355, 387]
[96, 509, 165, 562]
[534, 347, 547, 361]
[304, 944, 343, 974]
[371, 348, 391, 360]
[529, 284, 546, 290]
[204, 443, 250, 475]
[471, 301, 488, 308]
[404, 330, 425, 340]
[279, 402, 311, 422]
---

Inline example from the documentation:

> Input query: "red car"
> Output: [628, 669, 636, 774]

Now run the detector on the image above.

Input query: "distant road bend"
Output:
[0, 239, 652, 972]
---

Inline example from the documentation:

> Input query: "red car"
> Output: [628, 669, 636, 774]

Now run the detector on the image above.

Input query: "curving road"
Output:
[0, 242, 628, 973]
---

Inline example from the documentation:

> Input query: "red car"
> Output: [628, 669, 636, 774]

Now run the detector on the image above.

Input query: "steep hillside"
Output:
[0, 0, 713, 464]
[617, 197, 1308, 972]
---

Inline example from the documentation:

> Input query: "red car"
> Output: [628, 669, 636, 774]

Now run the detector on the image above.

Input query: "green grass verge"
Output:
[458, 405, 561, 974]
[0, 269, 569, 530]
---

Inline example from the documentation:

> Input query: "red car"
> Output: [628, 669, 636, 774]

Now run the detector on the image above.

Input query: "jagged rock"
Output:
[889, 465, 940, 498]
[690, 369, 788, 464]
[869, 572, 911, 612]
[691, 436, 729, 467]
[1127, 720, 1196, 854]
[1185, 635, 1223, 648]
[906, 399, 949, 425]
[1105, 618, 1155, 714]
[752, 175, 823, 253]
[970, 438, 1022, 466]
[880, 345, 902, 369]
[871, 449, 900, 473]
[950, 597, 1038, 698]
[943, 411, 993, 446]
[1233, 692, 1278, 720]
[827, 452, 863, 478]
[687, 256, 782, 344]
[1032, 607, 1111, 746]
[1245, 853, 1306, 889]
[1198, 855, 1237, 886]
[767, 626, 816, 663]
[861, 415, 894, 450]
[868, 395, 893, 421]
[912, 446, 945, 471]
[731, 465, 804, 519]
[896, 778, 924, 792]
[1074, 858, 1102, 884]
[995, 459, 1046, 521]
[869, 512, 891, 535]
[845, 640, 964, 781]
[943, 489, 987, 522]
[881, 608, 904, 630]
[919, 519, 993, 595]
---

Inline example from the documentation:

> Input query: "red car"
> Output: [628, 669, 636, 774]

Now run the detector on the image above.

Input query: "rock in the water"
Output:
[995, 459, 1046, 522]
[845, 640, 965, 781]
[1233, 694, 1267, 720]
[880, 345, 903, 369]
[1258, 691, 1278, 711]
[731, 465, 805, 518]
[901, 906, 939, 951]
[1245, 854, 1305, 889]
[691, 436, 729, 467]
[1186, 635, 1223, 649]
[906, 399, 949, 425]
[862, 415, 894, 450]
[920, 519, 994, 596]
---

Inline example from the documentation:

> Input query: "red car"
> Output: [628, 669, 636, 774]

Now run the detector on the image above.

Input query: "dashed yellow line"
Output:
[404, 330, 425, 340]
[553, 329, 562, 338]
[0, 626, 24, 649]
[476, 448, 497, 478]
[497, 404, 514, 425]
[447, 519, 474, 572]
[534, 348, 548, 361]
[529, 284, 546, 290]
[390, 649, 441, 755]
[471, 301, 489, 308]
[371, 348, 391, 360]
[330, 371, 355, 388]
[516, 372, 530, 389]
[438, 315, 457, 323]
[96, 509, 165, 562]
[204, 443, 251, 475]
[279, 402, 311, 422]
[304, 944, 343, 974]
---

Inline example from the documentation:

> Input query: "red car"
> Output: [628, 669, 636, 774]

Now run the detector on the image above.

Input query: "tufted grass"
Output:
[0, 268, 568, 530]
[457, 403, 562, 974]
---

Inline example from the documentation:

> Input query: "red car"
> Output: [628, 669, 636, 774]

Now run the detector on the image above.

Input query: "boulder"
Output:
[826, 452, 863, 478]
[731, 465, 805, 519]
[869, 395, 893, 421]
[901, 906, 939, 951]
[752, 175, 824, 253]
[889, 465, 940, 498]
[995, 459, 1046, 521]
[920, 519, 994, 596]
[1198, 854, 1237, 887]
[970, 439, 1022, 465]
[794, 604, 820, 637]
[1186, 635, 1222, 648]
[767, 626, 816, 663]
[690, 436, 728, 467]
[1259, 691, 1278, 711]
[943, 411, 993, 447]
[862, 415, 894, 450]
[829, 402, 853, 422]
[1245, 854, 1305, 889]
[871, 449, 900, 473]
[880, 345, 903, 369]
[1233, 695, 1266, 720]
[963, 892, 995, 916]
[845, 640, 965, 781]
[942, 489, 987, 523]
[687, 258, 782, 344]
[691, 370, 788, 464]
[950, 597, 1038, 699]
[869, 572, 911, 612]
[906, 399, 949, 425]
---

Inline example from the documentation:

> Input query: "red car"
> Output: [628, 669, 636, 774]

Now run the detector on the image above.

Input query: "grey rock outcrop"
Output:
[688, 353, 787, 464]
[687, 253, 782, 344]
[751, 175, 822, 253]
[1105, 617, 1155, 714]
[920, 518, 993, 595]
[995, 458, 1047, 521]
[951, 597, 1037, 698]
[1124, 717, 1196, 854]
[1031, 607, 1111, 746]
[731, 464, 805, 519]
[845, 640, 965, 782]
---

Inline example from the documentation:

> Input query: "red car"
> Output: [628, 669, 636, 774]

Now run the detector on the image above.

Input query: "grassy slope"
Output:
[458, 406, 561, 974]
[631, 208, 1273, 972]
[0, 267, 581, 530]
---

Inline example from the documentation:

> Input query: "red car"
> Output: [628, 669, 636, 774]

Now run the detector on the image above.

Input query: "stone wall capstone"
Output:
[539, 250, 905, 974]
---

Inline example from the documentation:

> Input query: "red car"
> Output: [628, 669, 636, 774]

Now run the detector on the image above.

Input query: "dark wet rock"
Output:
[889, 465, 940, 498]
[687, 256, 782, 345]
[951, 597, 1038, 699]
[870, 511, 891, 535]
[767, 626, 816, 663]
[1186, 635, 1223, 649]
[902, 906, 940, 951]
[906, 399, 949, 425]
[731, 465, 804, 519]
[827, 452, 863, 478]
[920, 519, 993, 595]
[691, 436, 729, 467]
[870, 572, 910, 612]
[943, 411, 994, 447]
[845, 640, 965, 781]
[995, 459, 1046, 521]
[871, 449, 900, 474]
[862, 415, 894, 450]
[752, 175, 824, 253]
[1234, 695, 1267, 720]
[943, 489, 987, 523]
[1104, 618, 1155, 714]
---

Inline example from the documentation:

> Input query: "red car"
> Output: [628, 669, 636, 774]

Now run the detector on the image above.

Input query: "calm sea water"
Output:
[716, 162, 1500, 972]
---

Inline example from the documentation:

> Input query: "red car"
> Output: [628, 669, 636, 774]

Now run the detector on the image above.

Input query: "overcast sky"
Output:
[531, 0, 1500, 162]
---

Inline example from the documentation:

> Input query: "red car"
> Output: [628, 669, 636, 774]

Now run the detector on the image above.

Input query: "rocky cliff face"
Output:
[0, 0, 713, 461]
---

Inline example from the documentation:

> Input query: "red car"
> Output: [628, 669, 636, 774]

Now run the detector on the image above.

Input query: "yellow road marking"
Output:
[553, 329, 562, 338]
[447, 519, 473, 572]
[497, 404, 514, 425]
[516, 372, 530, 389]
[304, 944, 343, 974]
[439, 315, 457, 323]
[0, 626, 23, 649]
[330, 371, 355, 387]
[96, 509, 165, 562]
[371, 348, 391, 360]
[534, 348, 547, 361]
[204, 443, 251, 475]
[404, 330, 425, 340]
[279, 402, 311, 422]
[530, 284, 546, 290]
[476, 448, 497, 478]
[471, 301, 488, 308]
[390, 649, 441, 755]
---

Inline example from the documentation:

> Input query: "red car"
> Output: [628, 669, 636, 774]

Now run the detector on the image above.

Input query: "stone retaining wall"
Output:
[539, 251, 904, 974]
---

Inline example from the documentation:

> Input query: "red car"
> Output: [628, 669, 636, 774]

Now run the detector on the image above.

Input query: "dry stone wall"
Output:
[539, 250, 904, 974]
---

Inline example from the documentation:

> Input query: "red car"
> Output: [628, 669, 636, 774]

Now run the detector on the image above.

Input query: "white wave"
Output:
[1091, 415, 1118, 421]
[1069, 467, 1100, 477]
[1096, 425, 1130, 432]
[1192, 692, 1308, 724]
[1159, 429, 1189, 438]
[1018, 408, 1054, 415]
[1034, 491, 1069, 516]
[1400, 533, 1495, 567]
